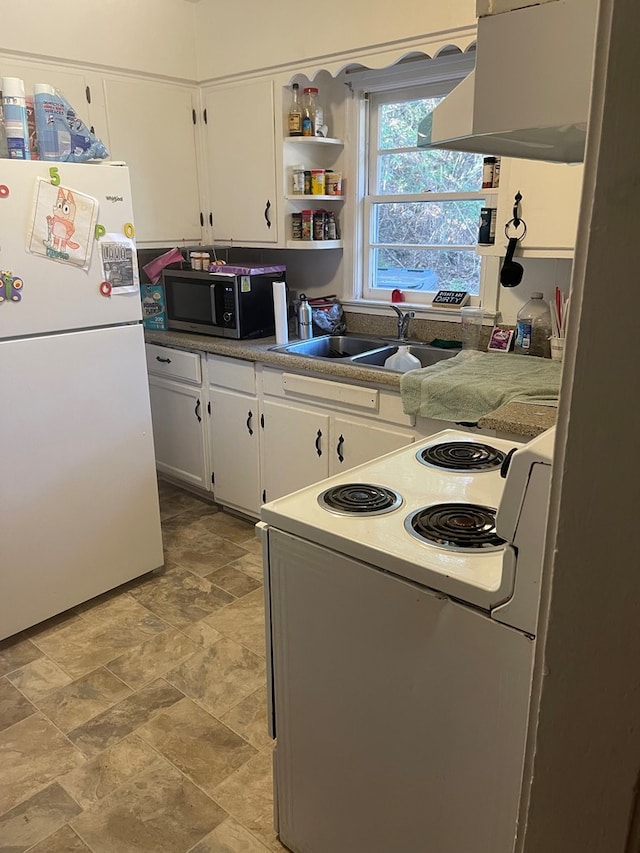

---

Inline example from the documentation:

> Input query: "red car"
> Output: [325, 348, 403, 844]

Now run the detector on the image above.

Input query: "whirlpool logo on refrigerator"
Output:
[105, 195, 124, 203]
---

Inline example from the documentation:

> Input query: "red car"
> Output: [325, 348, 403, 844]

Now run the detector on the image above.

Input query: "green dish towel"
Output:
[400, 350, 562, 422]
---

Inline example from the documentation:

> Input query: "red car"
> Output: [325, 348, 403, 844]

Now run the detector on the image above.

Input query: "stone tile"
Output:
[70, 761, 227, 853]
[220, 687, 272, 751]
[128, 566, 234, 628]
[0, 677, 36, 733]
[166, 528, 249, 577]
[0, 783, 81, 852]
[197, 512, 257, 544]
[67, 678, 184, 759]
[37, 667, 131, 733]
[206, 565, 262, 598]
[106, 626, 199, 690]
[213, 748, 275, 844]
[166, 637, 265, 718]
[59, 733, 163, 809]
[238, 535, 263, 557]
[205, 588, 266, 657]
[31, 599, 168, 678]
[7, 655, 73, 703]
[0, 713, 85, 814]
[181, 621, 223, 647]
[158, 483, 218, 522]
[138, 697, 256, 793]
[28, 824, 92, 853]
[227, 553, 265, 584]
[0, 635, 43, 678]
[191, 817, 272, 853]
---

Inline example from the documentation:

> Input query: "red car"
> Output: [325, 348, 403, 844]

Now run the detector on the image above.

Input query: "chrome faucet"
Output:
[390, 305, 415, 341]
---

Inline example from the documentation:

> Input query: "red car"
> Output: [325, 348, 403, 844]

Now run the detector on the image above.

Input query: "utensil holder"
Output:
[550, 337, 565, 361]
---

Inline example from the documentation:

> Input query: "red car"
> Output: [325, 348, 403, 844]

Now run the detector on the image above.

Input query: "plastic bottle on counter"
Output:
[383, 346, 421, 372]
[1, 77, 30, 160]
[514, 292, 552, 357]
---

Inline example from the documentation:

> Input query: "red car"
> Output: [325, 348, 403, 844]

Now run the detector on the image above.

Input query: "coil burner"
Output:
[319, 484, 403, 517]
[417, 441, 506, 472]
[405, 502, 506, 551]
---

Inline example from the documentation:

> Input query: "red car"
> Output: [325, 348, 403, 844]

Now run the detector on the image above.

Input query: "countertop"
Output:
[144, 329, 557, 438]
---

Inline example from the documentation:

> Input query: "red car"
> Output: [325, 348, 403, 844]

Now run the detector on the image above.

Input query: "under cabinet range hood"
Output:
[418, 0, 598, 163]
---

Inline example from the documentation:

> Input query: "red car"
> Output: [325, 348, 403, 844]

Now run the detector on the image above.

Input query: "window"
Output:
[358, 69, 492, 306]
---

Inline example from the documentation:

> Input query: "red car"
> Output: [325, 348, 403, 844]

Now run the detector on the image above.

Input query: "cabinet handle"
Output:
[315, 429, 322, 457]
[209, 212, 213, 226]
[195, 399, 202, 422]
[264, 199, 271, 229]
[192, 108, 197, 125]
[336, 434, 344, 463]
[156, 356, 171, 363]
[246, 410, 254, 436]
[200, 212, 204, 227]
[85, 85, 91, 104]
[203, 108, 208, 125]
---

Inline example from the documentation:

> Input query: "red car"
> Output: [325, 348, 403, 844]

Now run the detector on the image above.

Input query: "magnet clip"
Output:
[0, 185, 9, 198]
[99, 280, 112, 297]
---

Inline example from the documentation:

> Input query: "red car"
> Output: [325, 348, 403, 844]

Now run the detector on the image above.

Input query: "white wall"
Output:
[497, 259, 572, 325]
[194, 0, 477, 81]
[0, 0, 198, 80]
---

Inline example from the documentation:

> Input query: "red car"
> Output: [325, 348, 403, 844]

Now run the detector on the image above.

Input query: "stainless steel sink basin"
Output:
[270, 335, 390, 360]
[269, 335, 459, 372]
[351, 344, 457, 370]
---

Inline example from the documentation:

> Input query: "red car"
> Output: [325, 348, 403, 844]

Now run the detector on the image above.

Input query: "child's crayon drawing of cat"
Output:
[45, 188, 80, 253]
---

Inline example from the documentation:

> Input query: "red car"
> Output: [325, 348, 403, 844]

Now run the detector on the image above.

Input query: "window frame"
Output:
[346, 55, 499, 313]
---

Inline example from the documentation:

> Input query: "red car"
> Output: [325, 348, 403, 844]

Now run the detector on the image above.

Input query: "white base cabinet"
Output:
[206, 354, 261, 517]
[259, 367, 416, 503]
[146, 344, 209, 490]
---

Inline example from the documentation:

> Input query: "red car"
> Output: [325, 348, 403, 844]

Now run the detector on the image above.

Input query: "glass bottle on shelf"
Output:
[302, 87, 322, 137]
[288, 83, 302, 137]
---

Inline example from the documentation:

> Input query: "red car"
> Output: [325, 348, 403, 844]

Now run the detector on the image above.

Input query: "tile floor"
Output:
[0, 480, 288, 853]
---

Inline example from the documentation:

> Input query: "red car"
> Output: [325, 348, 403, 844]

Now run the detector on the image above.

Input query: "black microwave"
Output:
[162, 266, 285, 339]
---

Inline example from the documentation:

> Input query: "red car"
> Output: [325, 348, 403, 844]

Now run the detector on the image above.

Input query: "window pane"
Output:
[373, 248, 481, 295]
[379, 97, 441, 150]
[374, 200, 484, 246]
[378, 150, 484, 194]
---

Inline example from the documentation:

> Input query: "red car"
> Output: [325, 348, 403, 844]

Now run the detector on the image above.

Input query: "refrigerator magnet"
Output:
[0, 185, 9, 198]
[99, 281, 112, 297]
[0, 272, 24, 303]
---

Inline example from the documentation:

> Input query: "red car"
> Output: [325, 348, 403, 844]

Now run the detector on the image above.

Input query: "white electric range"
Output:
[259, 427, 555, 853]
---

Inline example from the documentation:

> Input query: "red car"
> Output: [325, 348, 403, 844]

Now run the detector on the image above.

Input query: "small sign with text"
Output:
[432, 290, 470, 308]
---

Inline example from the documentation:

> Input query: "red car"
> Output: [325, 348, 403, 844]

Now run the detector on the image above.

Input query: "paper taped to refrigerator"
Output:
[27, 178, 98, 269]
[100, 234, 139, 294]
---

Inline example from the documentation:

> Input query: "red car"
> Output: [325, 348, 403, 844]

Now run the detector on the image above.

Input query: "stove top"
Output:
[262, 430, 525, 611]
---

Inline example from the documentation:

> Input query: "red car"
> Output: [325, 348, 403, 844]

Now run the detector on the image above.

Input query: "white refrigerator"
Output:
[0, 159, 163, 641]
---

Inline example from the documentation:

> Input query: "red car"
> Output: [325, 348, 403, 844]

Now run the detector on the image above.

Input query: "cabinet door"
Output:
[103, 77, 203, 245]
[209, 387, 261, 516]
[330, 417, 415, 476]
[148, 375, 208, 490]
[202, 79, 278, 243]
[261, 399, 329, 502]
[491, 158, 584, 257]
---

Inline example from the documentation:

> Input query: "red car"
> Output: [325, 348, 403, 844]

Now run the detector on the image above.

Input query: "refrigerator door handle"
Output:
[256, 521, 276, 739]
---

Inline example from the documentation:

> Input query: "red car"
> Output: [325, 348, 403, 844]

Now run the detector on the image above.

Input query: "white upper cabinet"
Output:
[480, 157, 584, 259]
[103, 77, 203, 246]
[201, 79, 278, 244]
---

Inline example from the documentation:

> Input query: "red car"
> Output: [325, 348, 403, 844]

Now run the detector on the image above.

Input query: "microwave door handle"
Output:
[209, 284, 218, 325]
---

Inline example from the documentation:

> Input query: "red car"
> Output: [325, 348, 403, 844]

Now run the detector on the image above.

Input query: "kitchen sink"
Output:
[270, 335, 458, 371]
[270, 335, 390, 359]
[351, 344, 457, 370]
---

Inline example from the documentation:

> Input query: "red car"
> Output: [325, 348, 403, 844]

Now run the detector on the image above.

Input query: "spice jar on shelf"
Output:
[291, 164, 305, 195]
[301, 209, 313, 241]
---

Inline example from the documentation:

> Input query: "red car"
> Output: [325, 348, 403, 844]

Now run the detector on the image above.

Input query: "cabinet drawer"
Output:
[207, 353, 255, 394]
[145, 344, 202, 384]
